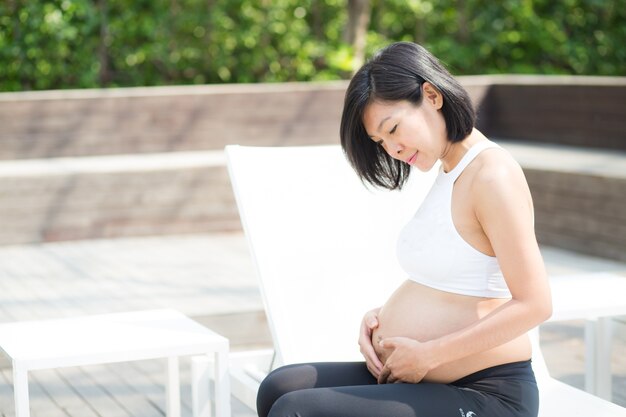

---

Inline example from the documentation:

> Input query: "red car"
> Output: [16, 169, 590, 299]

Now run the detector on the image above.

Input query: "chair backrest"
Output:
[226, 145, 438, 366]
[228, 145, 626, 416]
[226, 144, 553, 381]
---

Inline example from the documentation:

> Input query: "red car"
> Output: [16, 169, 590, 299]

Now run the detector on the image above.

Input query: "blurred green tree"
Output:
[0, 0, 623, 91]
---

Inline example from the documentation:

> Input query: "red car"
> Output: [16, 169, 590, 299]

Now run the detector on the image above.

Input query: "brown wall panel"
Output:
[0, 78, 624, 262]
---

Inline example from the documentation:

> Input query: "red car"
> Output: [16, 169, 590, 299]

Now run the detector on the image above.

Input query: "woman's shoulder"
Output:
[465, 142, 533, 216]
[471, 142, 527, 189]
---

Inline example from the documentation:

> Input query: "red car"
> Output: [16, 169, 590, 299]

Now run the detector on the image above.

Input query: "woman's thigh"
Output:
[266, 380, 486, 417]
[257, 362, 376, 417]
[258, 361, 536, 417]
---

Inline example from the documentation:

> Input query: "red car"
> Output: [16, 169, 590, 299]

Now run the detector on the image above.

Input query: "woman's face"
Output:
[362, 82, 447, 172]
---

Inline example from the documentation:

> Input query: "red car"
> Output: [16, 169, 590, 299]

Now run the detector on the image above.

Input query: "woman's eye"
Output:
[389, 124, 398, 134]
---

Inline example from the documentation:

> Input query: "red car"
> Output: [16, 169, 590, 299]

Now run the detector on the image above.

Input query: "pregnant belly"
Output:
[372, 280, 531, 383]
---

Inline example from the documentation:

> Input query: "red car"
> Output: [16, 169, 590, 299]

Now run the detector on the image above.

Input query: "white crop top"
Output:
[396, 140, 512, 298]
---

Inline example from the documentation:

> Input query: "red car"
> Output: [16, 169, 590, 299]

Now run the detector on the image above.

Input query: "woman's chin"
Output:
[411, 157, 437, 173]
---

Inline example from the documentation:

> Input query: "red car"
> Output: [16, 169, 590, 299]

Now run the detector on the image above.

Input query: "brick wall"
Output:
[476, 78, 626, 150]
[2, 76, 623, 160]
[524, 167, 626, 262]
[0, 77, 625, 261]
[0, 153, 240, 245]
[0, 82, 348, 159]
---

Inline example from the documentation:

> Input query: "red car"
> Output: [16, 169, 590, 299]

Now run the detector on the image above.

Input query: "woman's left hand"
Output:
[377, 337, 438, 384]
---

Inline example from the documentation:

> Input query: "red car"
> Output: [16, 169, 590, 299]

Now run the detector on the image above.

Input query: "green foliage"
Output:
[366, 0, 626, 76]
[1, 0, 624, 91]
[0, 0, 100, 90]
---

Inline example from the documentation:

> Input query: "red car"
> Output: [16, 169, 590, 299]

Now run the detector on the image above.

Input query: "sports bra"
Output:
[396, 140, 512, 298]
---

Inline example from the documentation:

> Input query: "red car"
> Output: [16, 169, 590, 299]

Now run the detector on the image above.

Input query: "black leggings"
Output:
[257, 360, 539, 417]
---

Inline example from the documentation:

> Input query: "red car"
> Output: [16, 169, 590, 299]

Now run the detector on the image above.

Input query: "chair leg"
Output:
[214, 348, 231, 417]
[13, 363, 30, 417]
[585, 317, 613, 400]
[166, 356, 181, 417]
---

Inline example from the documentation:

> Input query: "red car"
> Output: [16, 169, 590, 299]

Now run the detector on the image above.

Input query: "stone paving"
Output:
[0, 232, 624, 416]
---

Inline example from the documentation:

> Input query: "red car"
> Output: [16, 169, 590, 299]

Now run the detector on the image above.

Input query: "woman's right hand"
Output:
[359, 307, 383, 379]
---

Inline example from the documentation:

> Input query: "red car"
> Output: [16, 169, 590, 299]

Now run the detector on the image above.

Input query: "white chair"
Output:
[225, 144, 626, 417]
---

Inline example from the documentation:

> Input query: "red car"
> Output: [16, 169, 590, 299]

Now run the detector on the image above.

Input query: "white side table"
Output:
[0, 309, 230, 417]
[548, 272, 626, 401]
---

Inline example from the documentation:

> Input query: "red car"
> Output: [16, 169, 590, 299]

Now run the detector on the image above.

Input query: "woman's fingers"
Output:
[366, 361, 381, 379]
[365, 352, 383, 375]
[359, 325, 383, 372]
[359, 307, 383, 378]
[364, 310, 379, 329]
[366, 345, 383, 370]
[359, 336, 382, 371]
[378, 365, 391, 384]
[376, 337, 430, 384]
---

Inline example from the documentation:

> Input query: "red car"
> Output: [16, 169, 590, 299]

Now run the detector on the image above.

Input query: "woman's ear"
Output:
[422, 82, 443, 110]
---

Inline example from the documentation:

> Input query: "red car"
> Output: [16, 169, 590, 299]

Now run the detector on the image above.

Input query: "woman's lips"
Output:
[406, 152, 418, 165]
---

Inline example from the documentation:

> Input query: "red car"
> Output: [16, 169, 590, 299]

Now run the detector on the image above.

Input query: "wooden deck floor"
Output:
[0, 232, 624, 416]
[0, 232, 261, 417]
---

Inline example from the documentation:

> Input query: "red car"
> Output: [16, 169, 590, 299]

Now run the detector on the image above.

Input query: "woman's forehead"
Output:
[363, 101, 411, 129]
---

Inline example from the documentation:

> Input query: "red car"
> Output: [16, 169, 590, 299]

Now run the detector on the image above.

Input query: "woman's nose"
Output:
[388, 141, 404, 155]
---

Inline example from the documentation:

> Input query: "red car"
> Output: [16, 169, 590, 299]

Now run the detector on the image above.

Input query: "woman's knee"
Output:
[266, 388, 329, 417]
[256, 370, 284, 417]
[265, 390, 301, 417]
[257, 364, 319, 417]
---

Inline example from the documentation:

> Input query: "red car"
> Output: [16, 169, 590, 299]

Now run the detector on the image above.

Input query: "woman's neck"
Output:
[440, 128, 486, 173]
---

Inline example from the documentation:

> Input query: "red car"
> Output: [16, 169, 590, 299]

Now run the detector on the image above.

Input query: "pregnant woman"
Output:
[256, 42, 552, 417]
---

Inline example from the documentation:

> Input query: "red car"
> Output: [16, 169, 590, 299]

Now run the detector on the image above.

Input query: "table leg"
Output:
[13, 363, 30, 417]
[214, 347, 231, 417]
[166, 356, 181, 417]
[596, 317, 613, 400]
[191, 355, 212, 417]
[585, 317, 613, 400]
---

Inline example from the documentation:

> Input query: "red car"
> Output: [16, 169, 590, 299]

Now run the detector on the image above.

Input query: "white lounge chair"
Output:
[225, 144, 626, 417]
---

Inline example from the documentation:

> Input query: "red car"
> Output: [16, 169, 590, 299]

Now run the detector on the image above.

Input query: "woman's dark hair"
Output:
[340, 42, 475, 190]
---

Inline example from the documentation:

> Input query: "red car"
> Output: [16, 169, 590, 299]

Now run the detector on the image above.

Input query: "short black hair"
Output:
[340, 42, 475, 190]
